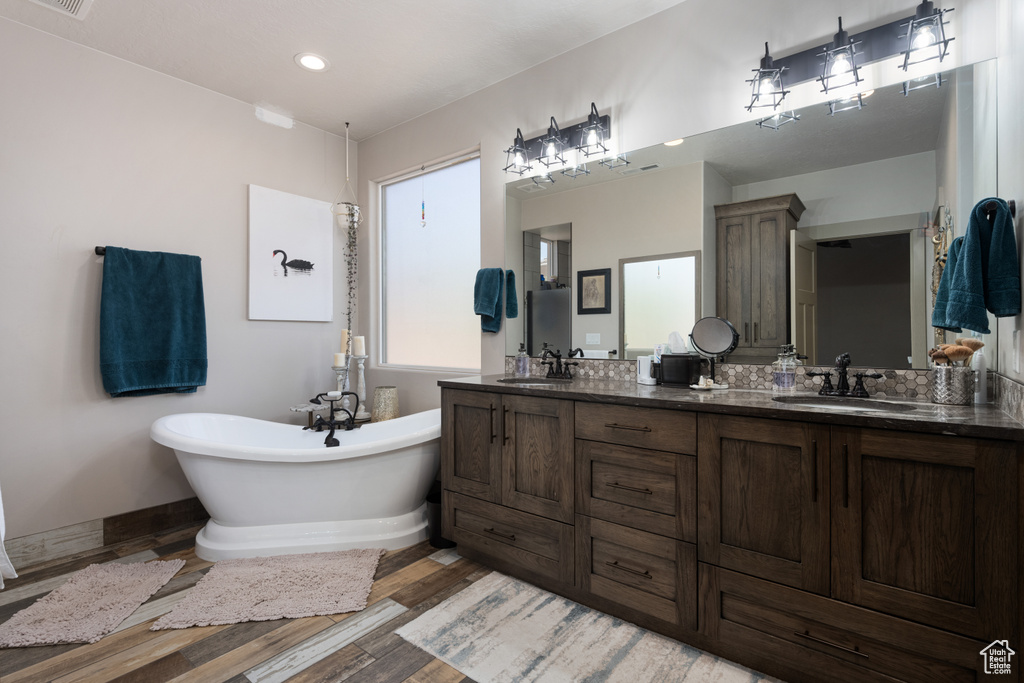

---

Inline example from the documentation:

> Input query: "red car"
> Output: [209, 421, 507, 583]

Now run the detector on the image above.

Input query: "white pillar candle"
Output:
[352, 336, 366, 356]
[340, 329, 350, 354]
[333, 353, 345, 367]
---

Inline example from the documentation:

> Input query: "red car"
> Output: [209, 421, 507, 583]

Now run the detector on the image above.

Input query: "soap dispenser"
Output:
[515, 343, 530, 378]
[772, 344, 800, 393]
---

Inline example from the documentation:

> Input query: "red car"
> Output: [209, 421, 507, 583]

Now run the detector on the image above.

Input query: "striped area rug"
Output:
[396, 571, 783, 682]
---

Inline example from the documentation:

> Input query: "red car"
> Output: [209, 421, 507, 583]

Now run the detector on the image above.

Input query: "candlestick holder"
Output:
[332, 360, 351, 413]
[352, 355, 371, 421]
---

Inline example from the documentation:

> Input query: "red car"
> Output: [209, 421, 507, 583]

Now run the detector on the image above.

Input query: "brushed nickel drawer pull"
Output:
[483, 527, 516, 542]
[607, 482, 654, 495]
[794, 631, 868, 659]
[605, 560, 652, 579]
[604, 423, 652, 433]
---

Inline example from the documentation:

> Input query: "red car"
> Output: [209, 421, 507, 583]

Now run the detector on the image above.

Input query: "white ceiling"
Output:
[0, 0, 687, 140]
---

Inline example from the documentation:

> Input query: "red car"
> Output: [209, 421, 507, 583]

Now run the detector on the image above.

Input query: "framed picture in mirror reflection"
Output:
[578, 268, 611, 314]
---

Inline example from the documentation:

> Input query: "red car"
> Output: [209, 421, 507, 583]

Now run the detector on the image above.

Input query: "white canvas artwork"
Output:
[248, 185, 333, 321]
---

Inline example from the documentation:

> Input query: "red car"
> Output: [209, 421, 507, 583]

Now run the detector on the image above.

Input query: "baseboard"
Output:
[5, 497, 209, 570]
[103, 497, 208, 545]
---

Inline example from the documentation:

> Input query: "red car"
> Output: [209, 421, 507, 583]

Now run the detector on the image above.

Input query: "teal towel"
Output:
[505, 270, 518, 319]
[978, 198, 1021, 317]
[931, 237, 971, 332]
[100, 247, 207, 397]
[474, 268, 504, 333]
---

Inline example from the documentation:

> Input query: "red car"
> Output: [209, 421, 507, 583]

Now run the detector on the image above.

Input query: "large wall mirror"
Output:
[505, 59, 998, 370]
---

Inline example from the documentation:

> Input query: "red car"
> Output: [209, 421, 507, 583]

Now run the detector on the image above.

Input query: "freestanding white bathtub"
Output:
[151, 409, 441, 561]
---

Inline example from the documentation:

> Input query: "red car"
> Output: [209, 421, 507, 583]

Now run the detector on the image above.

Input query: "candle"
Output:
[340, 329, 350, 354]
[352, 336, 366, 356]
[333, 353, 345, 367]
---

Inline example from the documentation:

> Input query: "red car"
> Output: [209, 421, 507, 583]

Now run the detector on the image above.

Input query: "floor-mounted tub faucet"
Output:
[306, 391, 360, 447]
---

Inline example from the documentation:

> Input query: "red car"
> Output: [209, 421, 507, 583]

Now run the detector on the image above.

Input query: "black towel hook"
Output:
[983, 199, 1016, 219]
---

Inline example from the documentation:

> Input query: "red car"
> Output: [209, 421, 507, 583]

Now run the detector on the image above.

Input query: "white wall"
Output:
[357, 0, 999, 410]
[732, 152, 938, 227]
[0, 20, 352, 539]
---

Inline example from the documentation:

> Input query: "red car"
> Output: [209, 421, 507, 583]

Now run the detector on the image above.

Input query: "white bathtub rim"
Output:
[151, 408, 440, 463]
[193, 503, 430, 561]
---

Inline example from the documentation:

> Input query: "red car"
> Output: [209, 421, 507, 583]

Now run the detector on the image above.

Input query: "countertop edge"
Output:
[438, 376, 1024, 442]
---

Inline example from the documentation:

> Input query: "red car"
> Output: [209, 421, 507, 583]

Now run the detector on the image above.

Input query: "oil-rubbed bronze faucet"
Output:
[306, 391, 360, 447]
[540, 347, 563, 378]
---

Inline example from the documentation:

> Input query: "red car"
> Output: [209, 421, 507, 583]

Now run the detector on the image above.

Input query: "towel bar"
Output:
[95, 246, 106, 256]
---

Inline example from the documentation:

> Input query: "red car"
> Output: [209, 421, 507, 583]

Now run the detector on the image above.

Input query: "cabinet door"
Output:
[501, 394, 574, 523]
[751, 210, 788, 349]
[698, 414, 829, 594]
[831, 427, 1018, 642]
[716, 213, 753, 348]
[442, 389, 502, 503]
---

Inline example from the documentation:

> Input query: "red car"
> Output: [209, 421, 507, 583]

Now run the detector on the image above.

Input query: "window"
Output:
[539, 238, 554, 280]
[381, 155, 481, 370]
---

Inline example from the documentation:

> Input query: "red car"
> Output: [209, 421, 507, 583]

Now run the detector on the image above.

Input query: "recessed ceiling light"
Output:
[295, 53, 330, 72]
[664, 138, 685, 147]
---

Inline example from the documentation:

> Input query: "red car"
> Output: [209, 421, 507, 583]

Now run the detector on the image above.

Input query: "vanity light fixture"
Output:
[902, 71, 943, 95]
[532, 173, 555, 186]
[561, 164, 590, 179]
[900, 1, 953, 70]
[747, 43, 789, 111]
[819, 18, 862, 94]
[295, 52, 330, 72]
[502, 103, 612, 175]
[756, 110, 800, 130]
[599, 154, 629, 170]
[577, 103, 610, 158]
[503, 128, 533, 176]
[537, 117, 568, 168]
[827, 92, 866, 116]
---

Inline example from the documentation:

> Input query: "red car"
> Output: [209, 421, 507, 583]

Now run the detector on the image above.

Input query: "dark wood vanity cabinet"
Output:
[715, 193, 805, 362]
[442, 389, 575, 585]
[442, 385, 1021, 682]
[698, 414, 829, 595]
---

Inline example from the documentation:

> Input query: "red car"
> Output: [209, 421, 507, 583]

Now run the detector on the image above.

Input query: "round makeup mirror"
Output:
[689, 317, 739, 384]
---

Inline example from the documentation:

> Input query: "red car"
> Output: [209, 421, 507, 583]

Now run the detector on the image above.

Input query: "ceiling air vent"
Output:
[26, 0, 94, 19]
[619, 163, 661, 176]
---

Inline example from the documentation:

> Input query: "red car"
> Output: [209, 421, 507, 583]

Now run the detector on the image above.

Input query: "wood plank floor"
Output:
[0, 523, 488, 683]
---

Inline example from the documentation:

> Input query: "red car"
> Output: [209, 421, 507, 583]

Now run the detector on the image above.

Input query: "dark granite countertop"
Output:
[438, 375, 1024, 441]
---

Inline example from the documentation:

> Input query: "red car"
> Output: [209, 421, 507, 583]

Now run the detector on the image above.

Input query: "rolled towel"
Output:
[505, 270, 518, 319]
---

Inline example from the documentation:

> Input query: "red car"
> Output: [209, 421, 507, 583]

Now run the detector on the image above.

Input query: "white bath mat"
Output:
[0, 559, 184, 647]
[396, 572, 783, 682]
[152, 548, 385, 630]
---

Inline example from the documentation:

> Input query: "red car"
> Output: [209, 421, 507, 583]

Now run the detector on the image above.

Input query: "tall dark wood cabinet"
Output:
[715, 193, 805, 362]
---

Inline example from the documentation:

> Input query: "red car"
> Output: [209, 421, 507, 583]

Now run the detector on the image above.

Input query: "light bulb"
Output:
[830, 53, 852, 76]
[759, 76, 776, 95]
[586, 129, 598, 146]
[514, 152, 525, 168]
[545, 142, 556, 158]
[912, 25, 938, 50]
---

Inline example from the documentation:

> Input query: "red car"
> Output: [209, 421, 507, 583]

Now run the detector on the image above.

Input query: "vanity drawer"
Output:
[575, 403, 696, 454]
[576, 440, 695, 542]
[700, 565, 987, 683]
[444, 492, 573, 586]
[576, 515, 696, 629]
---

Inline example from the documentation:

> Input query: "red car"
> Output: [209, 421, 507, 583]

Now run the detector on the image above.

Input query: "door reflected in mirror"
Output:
[620, 252, 700, 360]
